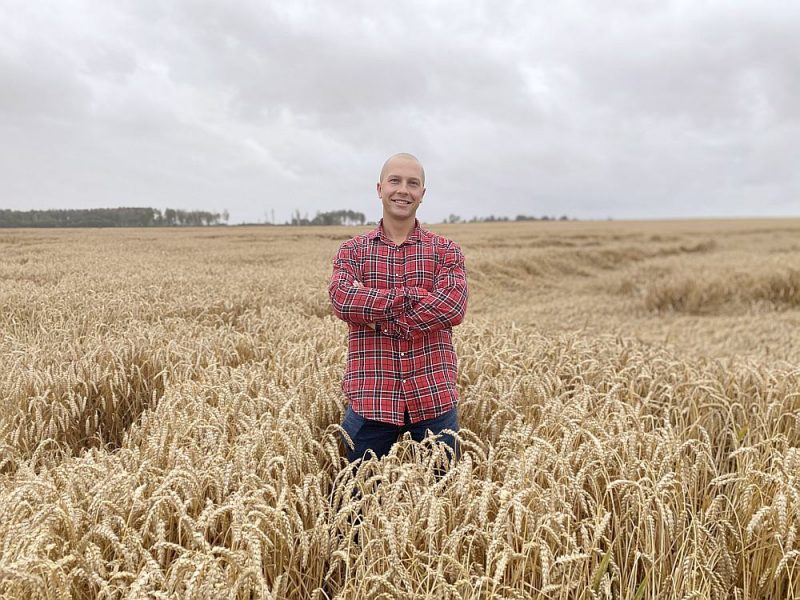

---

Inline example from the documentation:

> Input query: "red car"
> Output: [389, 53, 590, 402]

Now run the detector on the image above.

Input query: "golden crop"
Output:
[1, 219, 799, 599]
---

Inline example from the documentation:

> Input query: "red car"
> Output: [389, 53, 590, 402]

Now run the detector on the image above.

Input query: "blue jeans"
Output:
[340, 406, 460, 463]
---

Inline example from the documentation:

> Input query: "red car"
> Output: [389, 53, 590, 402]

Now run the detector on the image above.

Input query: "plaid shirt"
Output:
[329, 220, 468, 425]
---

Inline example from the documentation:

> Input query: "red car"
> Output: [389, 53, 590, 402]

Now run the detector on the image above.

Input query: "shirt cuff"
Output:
[377, 318, 402, 338]
[403, 286, 428, 309]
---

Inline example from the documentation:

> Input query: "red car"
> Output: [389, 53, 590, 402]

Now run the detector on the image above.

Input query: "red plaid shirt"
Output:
[329, 220, 468, 425]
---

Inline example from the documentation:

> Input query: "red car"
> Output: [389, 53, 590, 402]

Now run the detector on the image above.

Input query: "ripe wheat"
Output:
[1, 220, 799, 598]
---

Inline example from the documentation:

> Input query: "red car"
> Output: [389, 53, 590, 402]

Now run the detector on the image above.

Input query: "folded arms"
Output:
[328, 241, 468, 339]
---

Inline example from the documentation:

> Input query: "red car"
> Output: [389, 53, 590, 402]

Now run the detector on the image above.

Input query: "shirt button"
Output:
[400, 352, 405, 356]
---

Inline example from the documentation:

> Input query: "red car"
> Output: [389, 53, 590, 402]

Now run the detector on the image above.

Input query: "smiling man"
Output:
[329, 153, 468, 464]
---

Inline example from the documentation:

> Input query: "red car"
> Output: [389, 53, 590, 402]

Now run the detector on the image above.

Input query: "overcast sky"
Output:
[1, 1, 798, 224]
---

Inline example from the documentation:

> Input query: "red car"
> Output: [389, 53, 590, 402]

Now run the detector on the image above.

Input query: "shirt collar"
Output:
[369, 219, 423, 246]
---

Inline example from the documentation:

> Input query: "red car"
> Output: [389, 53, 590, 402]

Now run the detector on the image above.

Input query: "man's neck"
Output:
[382, 216, 416, 246]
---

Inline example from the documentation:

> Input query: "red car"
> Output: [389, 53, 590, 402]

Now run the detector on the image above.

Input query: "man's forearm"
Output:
[328, 280, 428, 324]
[375, 286, 468, 339]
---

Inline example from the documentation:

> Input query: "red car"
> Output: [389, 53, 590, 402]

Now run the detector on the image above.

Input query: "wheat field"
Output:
[1, 219, 799, 599]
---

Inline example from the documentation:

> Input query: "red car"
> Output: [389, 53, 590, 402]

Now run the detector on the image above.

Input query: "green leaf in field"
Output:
[633, 571, 649, 600]
[592, 547, 612, 592]
[737, 426, 748, 442]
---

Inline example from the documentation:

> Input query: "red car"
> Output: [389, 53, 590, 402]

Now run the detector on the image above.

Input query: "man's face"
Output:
[377, 157, 426, 221]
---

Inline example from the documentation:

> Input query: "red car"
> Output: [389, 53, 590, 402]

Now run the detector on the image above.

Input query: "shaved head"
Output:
[379, 153, 425, 185]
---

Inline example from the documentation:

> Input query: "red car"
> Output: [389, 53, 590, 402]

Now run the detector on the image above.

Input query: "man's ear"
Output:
[376, 182, 381, 198]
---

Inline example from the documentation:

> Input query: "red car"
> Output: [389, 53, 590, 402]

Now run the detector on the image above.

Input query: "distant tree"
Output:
[291, 209, 310, 225]
[296, 209, 365, 226]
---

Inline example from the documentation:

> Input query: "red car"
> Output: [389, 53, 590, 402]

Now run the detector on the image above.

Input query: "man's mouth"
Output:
[392, 198, 412, 205]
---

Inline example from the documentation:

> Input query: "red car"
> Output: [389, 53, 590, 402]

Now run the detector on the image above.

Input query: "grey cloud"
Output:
[1, 0, 799, 223]
[0, 45, 90, 119]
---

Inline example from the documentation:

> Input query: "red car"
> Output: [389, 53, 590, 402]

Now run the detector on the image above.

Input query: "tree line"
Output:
[0, 208, 229, 228]
[289, 209, 366, 226]
[0, 207, 573, 228]
[286, 211, 572, 226]
[445, 213, 572, 224]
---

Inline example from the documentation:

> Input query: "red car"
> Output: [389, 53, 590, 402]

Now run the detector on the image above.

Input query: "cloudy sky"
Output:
[1, 0, 798, 224]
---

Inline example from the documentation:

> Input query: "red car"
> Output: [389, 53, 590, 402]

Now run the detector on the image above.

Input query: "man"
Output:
[329, 153, 468, 464]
